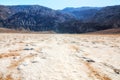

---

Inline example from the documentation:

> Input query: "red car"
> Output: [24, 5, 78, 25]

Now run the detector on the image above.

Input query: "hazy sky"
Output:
[0, 0, 120, 9]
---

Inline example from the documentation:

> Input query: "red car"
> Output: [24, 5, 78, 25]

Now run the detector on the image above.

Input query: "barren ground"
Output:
[0, 33, 120, 80]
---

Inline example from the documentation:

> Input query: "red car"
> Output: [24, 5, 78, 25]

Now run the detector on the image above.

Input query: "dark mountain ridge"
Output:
[0, 5, 75, 31]
[92, 5, 120, 27]
[0, 5, 120, 33]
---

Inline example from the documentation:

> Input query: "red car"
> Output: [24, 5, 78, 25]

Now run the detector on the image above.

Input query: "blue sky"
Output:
[0, 0, 120, 9]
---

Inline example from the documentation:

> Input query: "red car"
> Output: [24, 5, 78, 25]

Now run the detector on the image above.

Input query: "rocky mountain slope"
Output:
[92, 5, 120, 28]
[56, 5, 120, 33]
[0, 5, 75, 31]
[0, 5, 120, 33]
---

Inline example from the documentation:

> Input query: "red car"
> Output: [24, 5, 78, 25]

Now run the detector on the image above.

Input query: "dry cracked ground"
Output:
[0, 33, 120, 80]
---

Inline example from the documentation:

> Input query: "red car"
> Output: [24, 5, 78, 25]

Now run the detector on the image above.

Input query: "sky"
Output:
[0, 0, 120, 9]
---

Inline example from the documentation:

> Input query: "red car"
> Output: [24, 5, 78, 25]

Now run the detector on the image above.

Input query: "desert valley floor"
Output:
[0, 33, 120, 80]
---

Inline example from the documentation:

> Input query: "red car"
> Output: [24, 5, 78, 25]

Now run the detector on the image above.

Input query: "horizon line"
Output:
[0, 4, 119, 10]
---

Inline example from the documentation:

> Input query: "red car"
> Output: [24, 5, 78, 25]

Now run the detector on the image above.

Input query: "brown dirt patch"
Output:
[0, 53, 20, 59]
[8, 54, 35, 69]
[85, 62, 111, 80]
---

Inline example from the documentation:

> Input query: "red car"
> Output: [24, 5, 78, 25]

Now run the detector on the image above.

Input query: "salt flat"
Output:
[0, 33, 120, 80]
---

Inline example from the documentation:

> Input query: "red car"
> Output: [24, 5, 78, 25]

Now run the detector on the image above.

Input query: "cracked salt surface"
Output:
[0, 34, 120, 80]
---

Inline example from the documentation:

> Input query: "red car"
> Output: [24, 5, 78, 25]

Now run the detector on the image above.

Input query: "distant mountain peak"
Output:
[62, 7, 101, 12]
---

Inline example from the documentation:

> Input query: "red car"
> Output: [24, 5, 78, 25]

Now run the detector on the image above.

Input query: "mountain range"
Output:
[0, 5, 120, 33]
